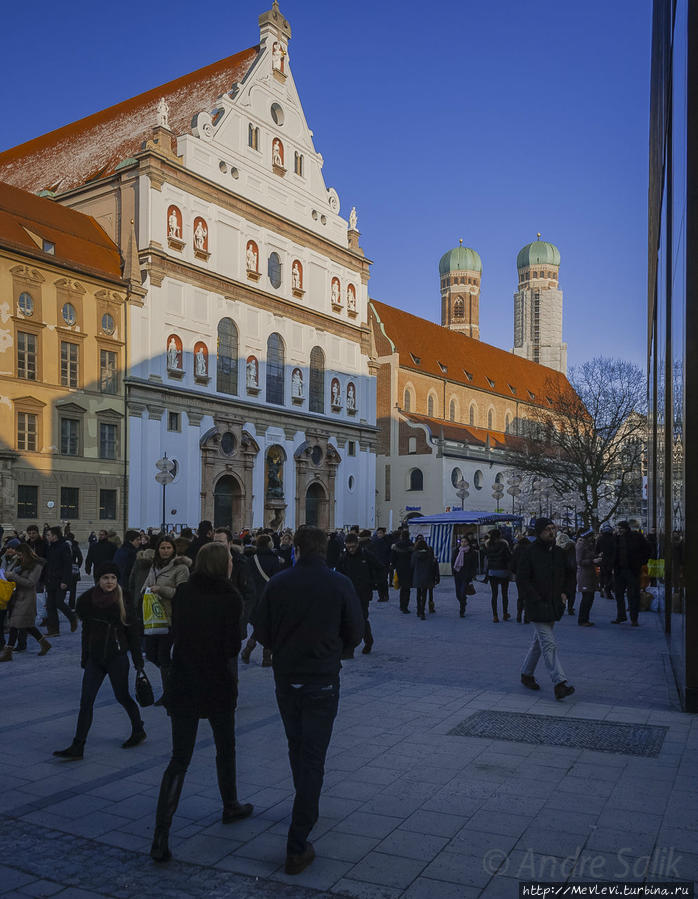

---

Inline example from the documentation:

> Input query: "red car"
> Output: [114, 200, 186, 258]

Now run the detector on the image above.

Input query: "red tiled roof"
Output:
[403, 412, 526, 451]
[0, 47, 259, 194]
[370, 299, 573, 409]
[0, 181, 122, 280]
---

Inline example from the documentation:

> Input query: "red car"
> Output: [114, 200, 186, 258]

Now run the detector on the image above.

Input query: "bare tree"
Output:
[503, 357, 646, 529]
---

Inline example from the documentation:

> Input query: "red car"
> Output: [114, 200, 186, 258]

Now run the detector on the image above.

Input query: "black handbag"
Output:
[135, 669, 154, 707]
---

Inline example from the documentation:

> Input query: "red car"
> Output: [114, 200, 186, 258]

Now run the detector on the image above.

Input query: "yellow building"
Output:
[0, 182, 129, 538]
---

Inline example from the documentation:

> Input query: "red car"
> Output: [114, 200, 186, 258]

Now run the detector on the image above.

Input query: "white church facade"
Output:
[0, 2, 377, 531]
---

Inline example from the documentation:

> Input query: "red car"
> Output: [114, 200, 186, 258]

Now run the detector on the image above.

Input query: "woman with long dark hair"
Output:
[486, 529, 512, 622]
[52, 562, 145, 759]
[142, 536, 190, 704]
[151, 541, 253, 862]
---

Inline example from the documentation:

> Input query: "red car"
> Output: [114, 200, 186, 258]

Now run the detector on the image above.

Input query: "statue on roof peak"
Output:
[157, 98, 170, 130]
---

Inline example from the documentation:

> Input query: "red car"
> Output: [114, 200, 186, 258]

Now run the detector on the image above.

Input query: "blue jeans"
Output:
[521, 622, 567, 685]
[275, 679, 339, 855]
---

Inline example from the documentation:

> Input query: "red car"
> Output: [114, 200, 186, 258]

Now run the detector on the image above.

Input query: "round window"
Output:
[62, 303, 77, 326]
[101, 313, 115, 335]
[451, 467, 462, 488]
[221, 432, 236, 455]
[18, 292, 34, 316]
[270, 103, 284, 126]
[311, 445, 323, 466]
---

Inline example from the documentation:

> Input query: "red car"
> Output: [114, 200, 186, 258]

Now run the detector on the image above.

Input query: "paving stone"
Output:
[421, 850, 493, 888]
[334, 812, 403, 839]
[330, 878, 403, 898]
[401, 877, 481, 898]
[313, 831, 381, 863]
[346, 852, 426, 889]
[400, 810, 468, 838]
[374, 830, 448, 862]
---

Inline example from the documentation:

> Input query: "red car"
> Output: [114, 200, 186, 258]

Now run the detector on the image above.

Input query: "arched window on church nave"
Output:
[403, 388, 412, 412]
[408, 468, 423, 492]
[266, 333, 285, 405]
[309, 346, 325, 413]
[248, 124, 259, 150]
[469, 403, 477, 426]
[217, 318, 238, 395]
[487, 408, 495, 430]
[427, 394, 435, 417]
[505, 412, 512, 433]
[449, 399, 456, 421]
[454, 296, 464, 318]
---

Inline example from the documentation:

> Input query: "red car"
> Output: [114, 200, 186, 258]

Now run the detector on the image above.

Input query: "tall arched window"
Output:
[309, 346, 325, 413]
[505, 413, 512, 433]
[409, 468, 423, 491]
[449, 399, 456, 421]
[404, 389, 411, 412]
[454, 296, 464, 318]
[427, 394, 435, 417]
[469, 404, 476, 426]
[266, 333, 285, 405]
[217, 318, 238, 395]
[487, 408, 494, 429]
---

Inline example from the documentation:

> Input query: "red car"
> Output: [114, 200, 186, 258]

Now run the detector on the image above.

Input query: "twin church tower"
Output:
[439, 236, 567, 374]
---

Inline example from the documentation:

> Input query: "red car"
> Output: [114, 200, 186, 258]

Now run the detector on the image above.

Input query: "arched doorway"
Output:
[304, 482, 328, 528]
[213, 475, 242, 530]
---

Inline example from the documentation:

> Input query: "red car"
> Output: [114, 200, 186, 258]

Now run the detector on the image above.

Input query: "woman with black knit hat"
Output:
[53, 561, 146, 760]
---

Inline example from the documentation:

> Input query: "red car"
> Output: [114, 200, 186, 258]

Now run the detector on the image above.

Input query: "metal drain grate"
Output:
[448, 710, 668, 757]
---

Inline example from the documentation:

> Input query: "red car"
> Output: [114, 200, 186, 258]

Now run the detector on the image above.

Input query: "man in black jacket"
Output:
[612, 520, 651, 626]
[45, 527, 78, 637]
[389, 529, 414, 613]
[113, 530, 140, 590]
[84, 530, 117, 582]
[517, 518, 575, 700]
[336, 532, 383, 655]
[252, 526, 363, 877]
[187, 520, 213, 566]
[369, 528, 392, 602]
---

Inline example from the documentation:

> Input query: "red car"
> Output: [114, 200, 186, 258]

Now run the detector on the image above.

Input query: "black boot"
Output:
[53, 740, 84, 760]
[151, 768, 185, 862]
[459, 600, 466, 618]
[154, 666, 170, 706]
[217, 739, 254, 823]
[362, 620, 374, 654]
[417, 594, 426, 620]
[122, 725, 147, 748]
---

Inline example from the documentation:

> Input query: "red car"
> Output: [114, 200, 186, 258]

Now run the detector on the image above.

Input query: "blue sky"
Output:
[1, 0, 651, 370]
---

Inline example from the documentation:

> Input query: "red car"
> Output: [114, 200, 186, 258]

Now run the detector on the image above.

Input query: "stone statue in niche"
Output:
[272, 41, 285, 73]
[195, 345, 207, 376]
[246, 243, 258, 272]
[194, 219, 207, 251]
[347, 383, 356, 410]
[349, 206, 357, 230]
[167, 336, 181, 370]
[246, 356, 258, 388]
[272, 139, 283, 167]
[157, 97, 170, 129]
[331, 379, 341, 407]
[266, 448, 284, 499]
[292, 368, 303, 398]
[168, 209, 181, 239]
[331, 280, 340, 305]
[347, 285, 356, 311]
[292, 261, 301, 290]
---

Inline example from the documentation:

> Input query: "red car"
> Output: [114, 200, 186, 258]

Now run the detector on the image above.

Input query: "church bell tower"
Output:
[439, 240, 482, 339]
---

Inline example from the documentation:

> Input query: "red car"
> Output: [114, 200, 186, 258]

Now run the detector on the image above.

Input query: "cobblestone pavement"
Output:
[2, 578, 698, 898]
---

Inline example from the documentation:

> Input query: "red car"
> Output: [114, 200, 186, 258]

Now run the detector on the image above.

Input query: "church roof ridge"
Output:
[0, 45, 259, 194]
[369, 298, 572, 407]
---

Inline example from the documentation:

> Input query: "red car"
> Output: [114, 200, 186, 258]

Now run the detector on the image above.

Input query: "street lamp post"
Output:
[155, 454, 175, 533]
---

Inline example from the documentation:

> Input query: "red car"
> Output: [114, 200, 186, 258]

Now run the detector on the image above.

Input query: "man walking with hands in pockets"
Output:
[518, 517, 575, 700]
[252, 525, 364, 875]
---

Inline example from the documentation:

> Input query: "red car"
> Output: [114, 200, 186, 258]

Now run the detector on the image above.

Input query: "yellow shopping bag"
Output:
[0, 579, 15, 610]
[142, 590, 170, 635]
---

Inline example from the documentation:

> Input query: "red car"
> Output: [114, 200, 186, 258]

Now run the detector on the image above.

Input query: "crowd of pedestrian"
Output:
[0, 513, 654, 874]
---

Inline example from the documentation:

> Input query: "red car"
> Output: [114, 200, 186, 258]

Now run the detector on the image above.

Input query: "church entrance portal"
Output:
[213, 475, 242, 530]
[304, 482, 328, 528]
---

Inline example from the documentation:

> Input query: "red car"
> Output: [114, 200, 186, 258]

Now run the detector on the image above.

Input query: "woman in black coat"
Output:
[240, 534, 282, 666]
[451, 537, 477, 617]
[151, 542, 253, 863]
[53, 562, 145, 760]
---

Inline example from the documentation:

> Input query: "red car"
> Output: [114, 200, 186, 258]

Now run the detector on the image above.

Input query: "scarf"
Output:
[454, 547, 466, 572]
[92, 585, 120, 611]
